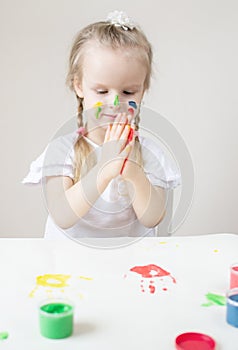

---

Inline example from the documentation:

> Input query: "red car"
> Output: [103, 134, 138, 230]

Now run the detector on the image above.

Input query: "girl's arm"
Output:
[125, 166, 166, 228]
[46, 118, 131, 229]
[45, 163, 109, 229]
[121, 139, 166, 227]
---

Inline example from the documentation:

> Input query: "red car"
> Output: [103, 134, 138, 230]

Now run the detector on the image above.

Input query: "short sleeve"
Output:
[140, 136, 181, 189]
[22, 133, 76, 185]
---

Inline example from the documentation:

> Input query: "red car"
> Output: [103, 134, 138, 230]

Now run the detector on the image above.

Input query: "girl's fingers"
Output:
[110, 113, 128, 139]
[104, 124, 112, 142]
[120, 124, 131, 148]
[120, 143, 132, 160]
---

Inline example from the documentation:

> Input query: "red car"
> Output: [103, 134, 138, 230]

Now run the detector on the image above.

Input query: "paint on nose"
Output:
[113, 95, 119, 106]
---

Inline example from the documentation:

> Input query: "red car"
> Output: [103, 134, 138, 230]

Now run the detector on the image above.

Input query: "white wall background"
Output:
[0, 0, 237, 237]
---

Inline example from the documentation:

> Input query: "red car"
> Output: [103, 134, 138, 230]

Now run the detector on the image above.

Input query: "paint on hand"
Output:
[113, 94, 119, 106]
[130, 264, 176, 294]
[202, 292, 226, 307]
[0, 332, 9, 340]
[93, 101, 103, 119]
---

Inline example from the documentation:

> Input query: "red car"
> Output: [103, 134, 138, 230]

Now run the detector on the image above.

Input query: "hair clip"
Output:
[76, 126, 86, 136]
[106, 10, 136, 31]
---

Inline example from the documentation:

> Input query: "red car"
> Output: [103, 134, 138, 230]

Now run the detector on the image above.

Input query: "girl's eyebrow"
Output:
[122, 83, 144, 91]
[90, 81, 143, 91]
[93, 84, 142, 90]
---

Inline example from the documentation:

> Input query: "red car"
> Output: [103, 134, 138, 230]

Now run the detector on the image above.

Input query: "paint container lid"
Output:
[175, 332, 216, 350]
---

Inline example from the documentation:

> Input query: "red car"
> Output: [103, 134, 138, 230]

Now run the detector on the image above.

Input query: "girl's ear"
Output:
[73, 77, 84, 98]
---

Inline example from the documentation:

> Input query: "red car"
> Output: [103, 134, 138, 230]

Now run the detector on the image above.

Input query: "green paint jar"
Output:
[39, 300, 74, 339]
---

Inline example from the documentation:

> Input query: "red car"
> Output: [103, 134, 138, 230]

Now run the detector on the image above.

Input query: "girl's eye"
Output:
[97, 90, 108, 94]
[123, 91, 134, 95]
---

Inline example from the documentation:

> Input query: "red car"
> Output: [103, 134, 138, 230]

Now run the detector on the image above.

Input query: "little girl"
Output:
[23, 11, 181, 240]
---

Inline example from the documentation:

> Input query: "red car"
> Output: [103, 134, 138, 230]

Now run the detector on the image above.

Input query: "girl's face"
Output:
[74, 43, 147, 128]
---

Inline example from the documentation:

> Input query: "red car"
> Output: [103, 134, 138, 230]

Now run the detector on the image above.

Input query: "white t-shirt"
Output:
[22, 132, 181, 239]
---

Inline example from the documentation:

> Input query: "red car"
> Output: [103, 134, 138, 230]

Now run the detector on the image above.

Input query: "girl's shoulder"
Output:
[139, 135, 167, 157]
[139, 135, 181, 188]
[22, 132, 78, 185]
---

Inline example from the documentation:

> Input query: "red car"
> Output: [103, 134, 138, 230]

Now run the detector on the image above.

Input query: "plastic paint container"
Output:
[230, 263, 238, 289]
[226, 288, 238, 328]
[175, 332, 216, 350]
[39, 300, 74, 339]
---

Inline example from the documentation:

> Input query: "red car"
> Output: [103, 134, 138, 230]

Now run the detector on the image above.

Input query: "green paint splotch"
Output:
[202, 292, 226, 307]
[0, 332, 9, 340]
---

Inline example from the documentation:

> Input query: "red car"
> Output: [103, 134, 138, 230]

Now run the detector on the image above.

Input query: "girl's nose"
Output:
[113, 94, 120, 106]
[108, 94, 120, 111]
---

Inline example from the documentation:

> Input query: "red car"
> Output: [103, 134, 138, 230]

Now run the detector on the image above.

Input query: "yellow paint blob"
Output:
[29, 286, 38, 298]
[36, 274, 71, 288]
[93, 101, 103, 108]
[79, 275, 93, 281]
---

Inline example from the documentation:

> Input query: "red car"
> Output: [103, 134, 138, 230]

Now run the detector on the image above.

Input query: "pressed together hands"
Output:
[46, 112, 166, 229]
[98, 112, 138, 182]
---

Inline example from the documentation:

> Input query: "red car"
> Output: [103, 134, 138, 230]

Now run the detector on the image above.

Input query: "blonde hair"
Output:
[66, 21, 153, 183]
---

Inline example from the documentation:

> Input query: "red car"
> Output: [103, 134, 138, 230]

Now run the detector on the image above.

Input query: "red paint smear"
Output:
[127, 128, 134, 142]
[128, 107, 134, 115]
[172, 276, 177, 284]
[120, 128, 134, 175]
[130, 264, 176, 294]
[130, 264, 170, 278]
[149, 284, 156, 294]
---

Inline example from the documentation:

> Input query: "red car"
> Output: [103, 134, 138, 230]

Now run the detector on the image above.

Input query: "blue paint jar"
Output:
[226, 288, 238, 327]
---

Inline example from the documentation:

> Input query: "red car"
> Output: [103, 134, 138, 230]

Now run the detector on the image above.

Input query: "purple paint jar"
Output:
[226, 288, 238, 327]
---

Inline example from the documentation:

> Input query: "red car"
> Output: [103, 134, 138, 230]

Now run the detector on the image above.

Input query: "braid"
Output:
[76, 96, 84, 127]
[133, 109, 143, 167]
[73, 96, 93, 183]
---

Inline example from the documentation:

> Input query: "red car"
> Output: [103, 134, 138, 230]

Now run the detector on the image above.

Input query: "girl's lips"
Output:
[102, 113, 117, 119]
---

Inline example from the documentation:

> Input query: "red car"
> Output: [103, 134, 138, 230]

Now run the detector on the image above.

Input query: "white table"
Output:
[0, 233, 237, 349]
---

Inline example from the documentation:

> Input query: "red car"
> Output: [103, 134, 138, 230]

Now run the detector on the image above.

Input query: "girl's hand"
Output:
[98, 113, 132, 182]
[120, 133, 141, 181]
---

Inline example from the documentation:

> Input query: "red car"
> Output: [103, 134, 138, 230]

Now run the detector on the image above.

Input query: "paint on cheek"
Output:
[128, 101, 137, 109]
[128, 107, 134, 116]
[128, 101, 137, 116]
[114, 95, 119, 106]
[93, 101, 103, 119]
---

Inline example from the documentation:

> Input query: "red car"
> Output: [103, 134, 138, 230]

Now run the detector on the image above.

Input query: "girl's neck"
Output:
[86, 127, 105, 146]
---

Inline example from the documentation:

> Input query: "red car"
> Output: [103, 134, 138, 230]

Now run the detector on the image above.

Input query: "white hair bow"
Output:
[106, 10, 136, 30]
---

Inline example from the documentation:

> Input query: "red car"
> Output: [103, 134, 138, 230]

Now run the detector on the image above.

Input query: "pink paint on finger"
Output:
[120, 127, 134, 175]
